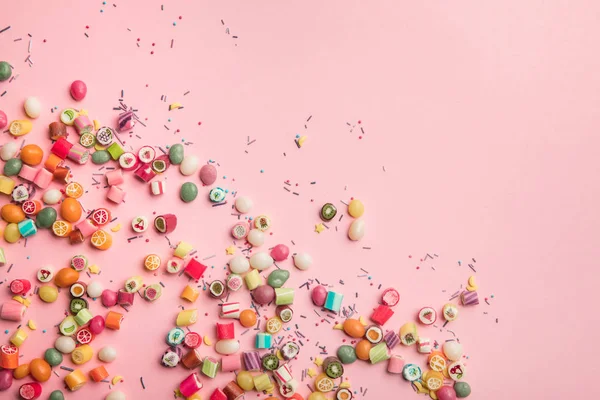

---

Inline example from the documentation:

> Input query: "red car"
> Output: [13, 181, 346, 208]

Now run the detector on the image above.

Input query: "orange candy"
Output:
[13, 363, 30, 379]
[1, 204, 26, 223]
[355, 339, 372, 361]
[60, 197, 82, 223]
[91, 229, 112, 250]
[20, 144, 44, 166]
[343, 318, 366, 338]
[54, 267, 80, 288]
[239, 309, 257, 328]
[29, 358, 51, 382]
[44, 153, 63, 172]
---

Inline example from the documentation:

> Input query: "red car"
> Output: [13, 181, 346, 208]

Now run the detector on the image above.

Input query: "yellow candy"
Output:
[111, 375, 124, 385]
[79, 109, 88, 116]
[359, 315, 368, 326]
[181, 285, 200, 302]
[252, 373, 273, 391]
[38, 286, 58, 303]
[12, 296, 31, 307]
[430, 390, 439, 400]
[348, 199, 364, 218]
[65, 369, 87, 391]
[174, 241, 194, 258]
[297, 135, 307, 147]
[466, 285, 478, 292]
[88, 264, 100, 274]
[71, 344, 93, 365]
[94, 143, 106, 151]
[4, 223, 21, 243]
[333, 323, 344, 330]
[306, 368, 317, 377]
[308, 393, 327, 400]
[10, 328, 28, 347]
[176, 309, 198, 327]
[9, 120, 33, 136]
[110, 223, 121, 232]
[339, 381, 351, 389]
[314, 357, 323, 366]
[93, 120, 100, 130]
[0, 175, 16, 195]
[276, 350, 284, 360]
[27, 320, 37, 330]
[203, 335, 212, 346]
[187, 394, 202, 400]
[468, 276, 477, 286]
[236, 371, 254, 391]
[169, 102, 183, 110]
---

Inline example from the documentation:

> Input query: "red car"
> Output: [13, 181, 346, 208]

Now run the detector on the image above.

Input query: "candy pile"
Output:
[0, 78, 479, 400]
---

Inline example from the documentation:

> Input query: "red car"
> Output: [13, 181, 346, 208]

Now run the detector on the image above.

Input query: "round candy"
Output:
[294, 252, 313, 271]
[0, 369, 12, 391]
[343, 319, 366, 338]
[179, 155, 199, 176]
[336, 345, 357, 364]
[38, 285, 58, 303]
[131, 216, 148, 233]
[199, 164, 217, 185]
[0, 61, 12, 82]
[54, 268, 79, 288]
[35, 207, 57, 228]
[20, 144, 43, 165]
[253, 285, 275, 305]
[267, 269, 289, 288]
[270, 244, 289, 261]
[239, 309, 257, 327]
[55, 336, 76, 354]
[0, 111, 6, 130]
[29, 358, 51, 382]
[168, 143, 184, 165]
[418, 307, 437, 325]
[235, 196, 253, 213]
[44, 348, 63, 367]
[348, 218, 365, 241]
[101, 290, 118, 307]
[381, 288, 400, 307]
[105, 391, 126, 400]
[454, 382, 471, 398]
[89, 316, 105, 335]
[70, 80, 87, 101]
[437, 386, 457, 400]
[4, 223, 21, 243]
[99, 346, 117, 362]
[249, 252, 273, 270]
[60, 198, 82, 222]
[87, 280, 104, 298]
[448, 361, 466, 381]
[443, 341, 463, 361]
[247, 229, 265, 246]
[311, 285, 327, 306]
[355, 339, 371, 361]
[236, 371, 254, 391]
[320, 203, 337, 221]
[3, 158, 22, 176]
[348, 199, 364, 218]
[229, 256, 250, 274]
[49, 390, 65, 400]
[42, 189, 62, 205]
[1, 141, 18, 160]
[2, 204, 26, 223]
[23, 97, 41, 119]
[180, 182, 198, 202]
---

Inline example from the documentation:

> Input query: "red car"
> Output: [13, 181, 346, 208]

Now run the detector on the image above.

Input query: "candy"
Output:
[118, 151, 137, 170]
[181, 348, 202, 369]
[181, 285, 200, 302]
[74, 115, 93, 135]
[402, 364, 422, 381]
[29, 358, 51, 382]
[1, 302, 26, 321]
[231, 221, 249, 239]
[44, 348, 63, 367]
[49, 391, 64, 400]
[105, 311, 124, 330]
[227, 274, 243, 291]
[125, 276, 143, 292]
[253, 373, 273, 391]
[418, 307, 437, 325]
[0, 110, 5, 130]
[166, 258, 184, 274]
[0, 369, 13, 391]
[209, 187, 226, 202]
[217, 322, 235, 340]
[239, 309, 257, 327]
[348, 218, 365, 241]
[216, 338, 241, 355]
[371, 304, 394, 326]
[399, 322, 419, 345]
[33, 168, 52, 189]
[180, 156, 199, 175]
[97, 127, 114, 146]
[448, 361, 466, 381]
[64, 369, 87, 391]
[265, 316, 282, 334]
[167, 327, 186, 346]
[179, 373, 203, 397]
[244, 269, 262, 290]
[2, 203, 25, 223]
[209, 280, 226, 298]
[4, 223, 21, 243]
[229, 256, 250, 274]
[220, 302, 241, 318]
[320, 203, 337, 221]
[92, 149, 111, 164]
[247, 229, 265, 246]
[131, 216, 148, 232]
[54, 336, 76, 354]
[0, 176, 15, 195]
[275, 287, 295, 305]
[105, 391, 126, 400]
[460, 291, 479, 306]
[67, 143, 90, 164]
[255, 333, 272, 349]
[4, 158, 22, 176]
[343, 319, 365, 338]
[254, 215, 271, 231]
[381, 288, 399, 306]
[324, 290, 344, 312]
[383, 330, 400, 348]
[443, 303, 459, 321]
[117, 111, 135, 132]
[107, 142, 125, 160]
[199, 164, 217, 185]
[9, 120, 33, 136]
[236, 371, 254, 391]
[89, 365, 109, 382]
[168, 144, 184, 165]
[268, 269, 290, 288]
[387, 354, 405, 374]
[24, 97, 41, 119]
[270, 244, 290, 261]
[348, 199, 364, 218]
[42, 189, 62, 204]
[202, 356, 219, 378]
[184, 332, 202, 349]
[365, 325, 383, 343]
[70, 298, 87, 314]
[19, 382, 43, 399]
[98, 346, 117, 362]
[176, 309, 198, 327]
[10, 279, 31, 295]
[311, 285, 327, 306]
[37, 267, 54, 283]
[436, 387, 457, 400]
[70, 282, 87, 298]
[101, 289, 118, 307]
[355, 339, 371, 361]
[223, 381, 245, 400]
[293, 252, 313, 270]
[10, 329, 28, 347]
[162, 347, 183, 367]
[117, 290, 134, 306]
[454, 382, 471, 398]
[88, 316, 105, 334]
[262, 353, 279, 371]
[70, 80, 87, 101]
[252, 285, 275, 305]
[150, 180, 166, 195]
[234, 196, 253, 213]
[180, 182, 198, 202]
[44, 154, 63, 171]
[417, 337, 432, 354]
[0, 345, 19, 369]
[18, 165, 37, 182]
[154, 213, 177, 233]
[60, 197, 82, 223]
[221, 354, 242, 372]
[106, 169, 124, 186]
[1, 142, 18, 162]
[0, 61, 11, 81]
[151, 156, 169, 173]
[144, 284, 162, 301]
[106, 185, 126, 203]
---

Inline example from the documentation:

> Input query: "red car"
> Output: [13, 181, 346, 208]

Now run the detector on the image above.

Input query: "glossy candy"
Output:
[250, 252, 273, 270]
[49, 391, 64, 400]
[355, 339, 371, 361]
[1, 141, 18, 160]
[229, 256, 250, 274]
[293, 252, 313, 270]
[348, 199, 365, 217]
[38, 286, 58, 303]
[234, 196, 253, 213]
[24, 97, 41, 119]
[348, 219, 365, 241]
[54, 337, 76, 354]
[437, 386, 458, 400]
[42, 189, 62, 205]
[215, 339, 239, 355]
[29, 358, 51, 382]
[98, 346, 117, 362]
[105, 391, 126, 400]
[236, 371, 254, 391]
[70, 80, 87, 100]
[268, 269, 289, 288]
[324, 290, 343, 312]
[311, 285, 327, 306]
[247, 229, 265, 246]
[270, 244, 290, 261]
[0, 368, 14, 390]
[336, 345, 357, 364]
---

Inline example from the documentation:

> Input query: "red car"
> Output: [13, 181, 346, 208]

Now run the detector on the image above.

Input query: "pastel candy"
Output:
[220, 355, 242, 372]
[267, 269, 289, 288]
[168, 144, 184, 165]
[105, 169, 124, 186]
[199, 164, 217, 185]
[106, 186, 126, 203]
[454, 382, 472, 398]
[247, 229, 264, 246]
[33, 168, 53, 189]
[229, 256, 250, 274]
[234, 196, 253, 213]
[275, 288, 294, 305]
[179, 156, 199, 176]
[215, 339, 240, 355]
[255, 333, 272, 349]
[443, 341, 463, 361]
[324, 290, 343, 312]
[348, 218, 365, 241]
[293, 252, 312, 270]
[252, 285, 275, 305]
[311, 285, 327, 306]
[249, 252, 273, 270]
[270, 244, 289, 261]
[1, 142, 19, 160]
[437, 386, 458, 400]
[387, 354, 404, 374]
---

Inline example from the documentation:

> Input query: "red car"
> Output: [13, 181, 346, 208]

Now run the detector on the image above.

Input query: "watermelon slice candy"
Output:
[22, 200, 37, 214]
[76, 327, 94, 344]
[92, 208, 111, 226]
[9, 279, 31, 295]
[19, 382, 42, 400]
[70, 255, 88, 272]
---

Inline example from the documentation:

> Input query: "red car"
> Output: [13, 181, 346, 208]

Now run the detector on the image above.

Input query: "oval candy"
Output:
[168, 144, 184, 165]
[348, 219, 365, 241]
[249, 252, 273, 270]
[199, 164, 217, 185]
[179, 155, 199, 176]
[311, 285, 327, 306]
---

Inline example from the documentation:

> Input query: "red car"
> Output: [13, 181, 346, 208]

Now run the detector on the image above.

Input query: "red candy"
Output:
[270, 244, 290, 261]
[50, 138, 73, 160]
[70, 80, 87, 101]
[370, 304, 394, 326]
[89, 315, 105, 335]
[184, 259, 207, 280]
[184, 332, 201, 349]
[9, 279, 31, 295]
[381, 288, 399, 307]
[216, 322, 235, 340]
[209, 388, 228, 400]
[0, 110, 7, 130]
[19, 382, 42, 400]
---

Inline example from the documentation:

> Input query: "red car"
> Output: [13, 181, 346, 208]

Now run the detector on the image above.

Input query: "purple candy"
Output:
[384, 330, 400, 349]
[243, 351, 261, 371]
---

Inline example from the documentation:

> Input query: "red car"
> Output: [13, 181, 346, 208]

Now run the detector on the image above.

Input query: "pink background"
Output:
[1, 1, 598, 399]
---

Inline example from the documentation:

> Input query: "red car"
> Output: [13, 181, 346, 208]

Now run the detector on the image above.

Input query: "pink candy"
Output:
[106, 186, 126, 204]
[179, 373, 203, 397]
[70, 80, 87, 101]
[220, 355, 241, 372]
[0, 110, 7, 130]
[0, 302, 26, 322]
[101, 289, 118, 307]
[437, 386, 457, 400]
[387, 355, 405, 374]
[18, 165, 38, 182]
[89, 316, 105, 334]
[106, 169, 124, 186]
[33, 168, 52, 189]
[75, 219, 97, 238]
[311, 285, 327, 307]
[216, 322, 235, 340]
[270, 244, 290, 261]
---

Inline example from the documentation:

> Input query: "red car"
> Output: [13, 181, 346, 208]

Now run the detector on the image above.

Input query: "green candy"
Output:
[180, 182, 198, 203]
[0, 61, 11, 82]
[44, 348, 63, 366]
[267, 269, 290, 288]
[454, 382, 471, 398]
[3, 158, 22, 176]
[91, 150, 111, 164]
[336, 345, 357, 364]
[169, 143, 184, 165]
[49, 390, 65, 400]
[36, 207, 57, 228]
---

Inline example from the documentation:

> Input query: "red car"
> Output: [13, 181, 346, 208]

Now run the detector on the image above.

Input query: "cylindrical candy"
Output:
[201, 356, 219, 378]
[255, 333, 271, 349]
[134, 163, 156, 182]
[215, 339, 240, 355]
[220, 302, 240, 319]
[96, 127, 114, 146]
[183, 260, 207, 280]
[273, 364, 293, 384]
[402, 364, 422, 382]
[51, 139, 73, 160]
[460, 291, 479, 306]
[154, 214, 177, 233]
[179, 373, 203, 398]
[1, 302, 26, 321]
[161, 346, 182, 368]
[275, 288, 295, 305]
[106, 169, 124, 186]
[443, 303, 459, 321]
[1, 344, 19, 369]
[89, 366, 109, 382]
[220, 355, 241, 372]
[223, 381, 244, 400]
[166, 327, 186, 346]
[244, 269, 262, 290]
[242, 351, 261, 371]
[174, 241, 194, 258]
[73, 115, 93, 135]
[71, 345, 93, 365]
[369, 342, 390, 364]
[387, 354, 405, 374]
[49, 122, 68, 140]
[210, 389, 228, 400]
[216, 322, 235, 340]
[18, 165, 38, 182]
[9, 329, 28, 347]
[67, 144, 90, 164]
[19, 382, 42, 399]
[33, 169, 53, 189]
[74, 308, 93, 326]
[181, 349, 202, 369]
[117, 111, 135, 132]
[44, 154, 63, 172]
[105, 311, 124, 330]
[231, 222, 249, 240]
[252, 374, 273, 391]
[181, 285, 200, 302]
[64, 369, 87, 391]
[176, 309, 198, 327]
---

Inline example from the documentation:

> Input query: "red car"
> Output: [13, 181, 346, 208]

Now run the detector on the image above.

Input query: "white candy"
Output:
[247, 229, 265, 247]
[87, 280, 104, 298]
[0, 141, 19, 161]
[55, 336, 76, 354]
[24, 96, 41, 118]
[43, 189, 62, 205]
[105, 391, 127, 400]
[229, 256, 250, 274]
[348, 219, 365, 241]
[235, 196, 253, 214]
[443, 341, 463, 361]
[99, 346, 118, 362]
[215, 339, 240, 355]
[293, 252, 313, 271]
[179, 155, 199, 176]
[249, 252, 273, 270]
